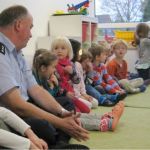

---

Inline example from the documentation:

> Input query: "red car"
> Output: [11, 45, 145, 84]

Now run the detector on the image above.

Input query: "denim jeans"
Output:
[85, 84, 119, 104]
[85, 84, 105, 104]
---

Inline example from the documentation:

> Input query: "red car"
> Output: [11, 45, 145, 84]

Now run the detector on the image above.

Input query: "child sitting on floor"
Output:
[79, 52, 123, 106]
[87, 44, 127, 101]
[69, 38, 98, 109]
[51, 36, 90, 113]
[107, 39, 146, 94]
[32, 49, 75, 112]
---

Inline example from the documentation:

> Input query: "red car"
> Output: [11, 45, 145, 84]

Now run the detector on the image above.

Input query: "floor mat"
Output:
[125, 85, 150, 108]
[71, 86, 150, 149]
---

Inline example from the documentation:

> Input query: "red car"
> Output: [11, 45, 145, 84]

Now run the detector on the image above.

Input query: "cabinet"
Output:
[49, 15, 98, 50]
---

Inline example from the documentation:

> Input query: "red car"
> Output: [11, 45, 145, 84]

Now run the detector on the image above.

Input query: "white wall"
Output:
[0, 0, 95, 64]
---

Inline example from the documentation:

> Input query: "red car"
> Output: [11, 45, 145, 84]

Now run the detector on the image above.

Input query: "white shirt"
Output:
[0, 107, 30, 149]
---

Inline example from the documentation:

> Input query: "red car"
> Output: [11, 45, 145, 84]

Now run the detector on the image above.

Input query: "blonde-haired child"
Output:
[107, 39, 146, 93]
[51, 36, 90, 113]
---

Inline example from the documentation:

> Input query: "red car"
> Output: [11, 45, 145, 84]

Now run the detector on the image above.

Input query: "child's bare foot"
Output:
[111, 101, 124, 131]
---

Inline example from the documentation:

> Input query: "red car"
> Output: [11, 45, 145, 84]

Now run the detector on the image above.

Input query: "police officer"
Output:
[0, 5, 89, 148]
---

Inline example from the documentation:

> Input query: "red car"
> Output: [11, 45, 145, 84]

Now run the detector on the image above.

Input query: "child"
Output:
[107, 39, 146, 94]
[69, 39, 98, 109]
[80, 52, 123, 106]
[32, 49, 124, 132]
[32, 49, 75, 112]
[51, 36, 91, 113]
[87, 44, 127, 100]
[97, 40, 113, 64]
[0, 107, 47, 150]
[134, 22, 150, 80]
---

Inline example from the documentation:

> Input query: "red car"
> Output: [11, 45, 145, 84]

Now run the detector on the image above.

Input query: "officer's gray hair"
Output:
[0, 5, 28, 27]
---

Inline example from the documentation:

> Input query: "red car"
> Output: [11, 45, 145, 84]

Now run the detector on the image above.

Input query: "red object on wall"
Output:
[91, 23, 96, 41]
[82, 22, 88, 42]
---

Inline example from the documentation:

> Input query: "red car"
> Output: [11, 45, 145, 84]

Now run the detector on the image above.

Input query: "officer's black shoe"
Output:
[54, 142, 89, 149]
[59, 144, 89, 149]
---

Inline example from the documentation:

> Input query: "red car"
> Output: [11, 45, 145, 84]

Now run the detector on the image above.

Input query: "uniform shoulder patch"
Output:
[0, 42, 6, 55]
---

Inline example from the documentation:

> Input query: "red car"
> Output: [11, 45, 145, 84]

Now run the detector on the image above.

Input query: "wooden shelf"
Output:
[49, 15, 98, 50]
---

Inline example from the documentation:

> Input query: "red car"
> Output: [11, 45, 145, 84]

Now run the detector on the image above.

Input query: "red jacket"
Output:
[56, 57, 74, 93]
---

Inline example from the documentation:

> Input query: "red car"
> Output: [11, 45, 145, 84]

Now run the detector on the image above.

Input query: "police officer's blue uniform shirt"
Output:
[0, 32, 37, 101]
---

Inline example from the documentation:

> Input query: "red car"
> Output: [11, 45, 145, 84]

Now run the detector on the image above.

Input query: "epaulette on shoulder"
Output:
[0, 42, 6, 55]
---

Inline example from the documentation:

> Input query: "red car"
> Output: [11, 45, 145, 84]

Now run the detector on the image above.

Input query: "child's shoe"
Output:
[139, 84, 146, 92]
[99, 117, 110, 132]
[106, 94, 118, 101]
[99, 101, 124, 132]
[112, 101, 124, 117]
[116, 92, 127, 101]
[111, 101, 124, 131]
[144, 79, 150, 86]
[100, 99, 116, 107]
[106, 93, 127, 104]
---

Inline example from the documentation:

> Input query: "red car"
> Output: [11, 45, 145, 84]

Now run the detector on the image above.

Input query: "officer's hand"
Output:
[60, 114, 89, 141]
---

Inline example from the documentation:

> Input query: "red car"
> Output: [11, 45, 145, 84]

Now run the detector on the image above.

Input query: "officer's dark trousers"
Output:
[27, 97, 75, 148]
[55, 96, 75, 111]
[23, 117, 71, 149]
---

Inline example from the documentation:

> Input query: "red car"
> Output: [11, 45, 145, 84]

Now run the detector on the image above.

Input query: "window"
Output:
[95, 0, 143, 23]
